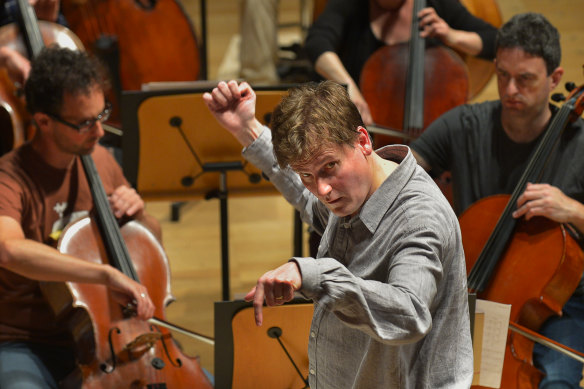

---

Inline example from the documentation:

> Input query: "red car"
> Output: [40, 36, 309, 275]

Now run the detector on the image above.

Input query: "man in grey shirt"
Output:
[204, 80, 473, 388]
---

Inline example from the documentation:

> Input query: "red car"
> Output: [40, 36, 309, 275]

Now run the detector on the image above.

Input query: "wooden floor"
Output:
[141, 0, 584, 379]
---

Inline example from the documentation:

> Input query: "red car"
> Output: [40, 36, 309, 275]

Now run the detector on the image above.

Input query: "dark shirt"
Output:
[410, 100, 584, 217]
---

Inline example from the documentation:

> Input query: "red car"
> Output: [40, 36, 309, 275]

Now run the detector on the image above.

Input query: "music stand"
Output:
[213, 296, 480, 389]
[121, 84, 301, 301]
[214, 298, 313, 389]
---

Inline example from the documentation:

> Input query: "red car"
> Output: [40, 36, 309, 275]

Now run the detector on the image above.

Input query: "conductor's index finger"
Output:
[253, 282, 265, 327]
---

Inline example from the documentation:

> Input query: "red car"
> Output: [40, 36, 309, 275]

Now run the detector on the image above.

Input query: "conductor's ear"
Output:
[357, 126, 373, 155]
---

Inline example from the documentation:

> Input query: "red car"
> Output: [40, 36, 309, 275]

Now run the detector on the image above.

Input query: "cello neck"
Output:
[468, 85, 584, 292]
[80, 154, 139, 281]
[403, 0, 426, 134]
[15, 0, 45, 58]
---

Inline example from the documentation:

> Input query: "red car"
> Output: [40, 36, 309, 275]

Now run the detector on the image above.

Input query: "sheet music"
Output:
[473, 299, 511, 388]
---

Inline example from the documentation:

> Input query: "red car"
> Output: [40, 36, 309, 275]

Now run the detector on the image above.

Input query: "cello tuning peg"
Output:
[565, 82, 577, 92]
[551, 93, 566, 102]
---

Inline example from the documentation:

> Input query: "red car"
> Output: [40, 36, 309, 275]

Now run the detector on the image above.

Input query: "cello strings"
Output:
[81, 155, 139, 281]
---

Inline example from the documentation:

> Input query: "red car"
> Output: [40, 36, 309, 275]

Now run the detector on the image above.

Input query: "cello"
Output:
[42, 153, 213, 388]
[311, 0, 502, 101]
[359, 0, 470, 147]
[0, 0, 84, 154]
[359, 0, 471, 203]
[59, 0, 201, 125]
[459, 80, 584, 387]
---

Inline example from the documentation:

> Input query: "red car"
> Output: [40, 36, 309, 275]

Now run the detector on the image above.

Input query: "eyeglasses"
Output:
[47, 102, 112, 133]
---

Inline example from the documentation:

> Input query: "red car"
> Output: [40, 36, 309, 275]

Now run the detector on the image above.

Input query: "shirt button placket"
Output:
[309, 328, 317, 385]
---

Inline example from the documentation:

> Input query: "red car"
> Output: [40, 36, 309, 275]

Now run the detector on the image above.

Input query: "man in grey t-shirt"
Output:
[411, 13, 584, 387]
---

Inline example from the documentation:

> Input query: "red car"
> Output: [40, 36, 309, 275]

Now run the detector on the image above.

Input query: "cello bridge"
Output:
[124, 332, 162, 353]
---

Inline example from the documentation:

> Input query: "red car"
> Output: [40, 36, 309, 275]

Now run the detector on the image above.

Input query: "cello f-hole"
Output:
[134, 0, 157, 11]
[101, 326, 122, 374]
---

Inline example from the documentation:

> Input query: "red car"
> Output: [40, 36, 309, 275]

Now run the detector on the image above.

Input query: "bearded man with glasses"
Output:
[0, 46, 160, 388]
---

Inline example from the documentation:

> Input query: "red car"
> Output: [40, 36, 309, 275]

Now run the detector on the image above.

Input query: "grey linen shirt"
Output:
[243, 129, 473, 388]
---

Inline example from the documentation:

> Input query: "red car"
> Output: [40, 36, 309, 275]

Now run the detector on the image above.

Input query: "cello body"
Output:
[0, 68, 27, 155]
[60, 0, 201, 124]
[460, 195, 584, 388]
[359, 37, 467, 203]
[359, 42, 469, 146]
[42, 216, 213, 388]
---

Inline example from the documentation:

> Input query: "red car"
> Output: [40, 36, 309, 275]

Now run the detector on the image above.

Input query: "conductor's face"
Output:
[291, 130, 373, 218]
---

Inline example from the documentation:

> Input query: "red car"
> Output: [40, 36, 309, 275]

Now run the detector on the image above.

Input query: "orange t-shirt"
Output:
[0, 143, 128, 346]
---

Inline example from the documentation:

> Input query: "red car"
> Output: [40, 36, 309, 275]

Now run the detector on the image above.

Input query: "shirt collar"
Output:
[357, 145, 417, 233]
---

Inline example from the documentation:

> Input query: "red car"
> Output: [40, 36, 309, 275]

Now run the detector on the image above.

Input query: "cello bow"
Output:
[508, 321, 584, 364]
